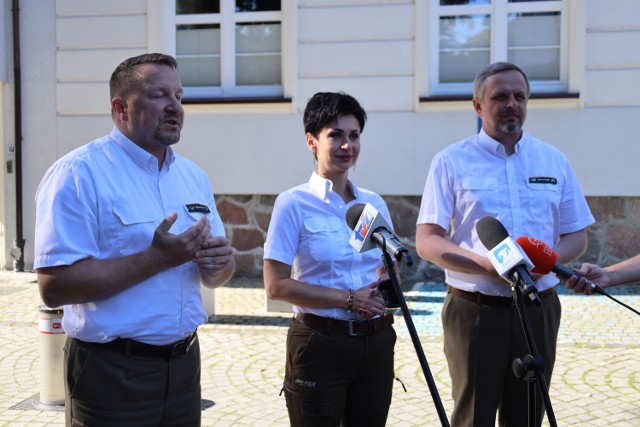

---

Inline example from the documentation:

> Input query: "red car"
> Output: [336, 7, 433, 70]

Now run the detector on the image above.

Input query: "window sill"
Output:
[183, 97, 292, 105]
[183, 97, 293, 114]
[418, 92, 580, 111]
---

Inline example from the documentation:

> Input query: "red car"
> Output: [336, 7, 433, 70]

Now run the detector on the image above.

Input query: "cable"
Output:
[599, 290, 640, 317]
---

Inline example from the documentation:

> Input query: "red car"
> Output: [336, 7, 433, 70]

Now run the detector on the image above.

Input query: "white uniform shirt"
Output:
[263, 172, 392, 320]
[34, 128, 225, 345]
[417, 129, 595, 296]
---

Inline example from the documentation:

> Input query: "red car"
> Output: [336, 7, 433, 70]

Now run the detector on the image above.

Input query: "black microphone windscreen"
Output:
[476, 216, 509, 250]
[345, 203, 366, 231]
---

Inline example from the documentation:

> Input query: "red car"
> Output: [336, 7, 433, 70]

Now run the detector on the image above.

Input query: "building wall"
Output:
[0, 0, 8, 265]
[0, 82, 7, 269]
[218, 194, 640, 279]
[1, 0, 639, 272]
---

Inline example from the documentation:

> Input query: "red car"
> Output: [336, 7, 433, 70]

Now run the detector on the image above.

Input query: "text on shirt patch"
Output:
[185, 203, 210, 213]
[529, 177, 557, 185]
[294, 379, 318, 388]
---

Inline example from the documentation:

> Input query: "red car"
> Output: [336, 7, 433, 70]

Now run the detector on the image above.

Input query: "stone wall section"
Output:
[217, 195, 640, 282]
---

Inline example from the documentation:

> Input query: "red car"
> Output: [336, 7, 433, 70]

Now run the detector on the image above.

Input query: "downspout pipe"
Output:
[11, 0, 24, 271]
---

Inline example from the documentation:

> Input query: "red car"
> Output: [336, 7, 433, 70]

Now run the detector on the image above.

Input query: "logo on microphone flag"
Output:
[349, 202, 381, 253]
[354, 211, 374, 242]
[486, 236, 534, 279]
[492, 243, 514, 265]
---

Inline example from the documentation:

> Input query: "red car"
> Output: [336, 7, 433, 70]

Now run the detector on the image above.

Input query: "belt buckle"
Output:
[169, 333, 196, 358]
[348, 320, 365, 337]
[169, 340, 187, 358]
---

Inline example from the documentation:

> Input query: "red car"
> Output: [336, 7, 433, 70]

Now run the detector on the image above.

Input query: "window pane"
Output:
[508, 12, 560, 80]
[176, 24, 221, 87]
[236, 22, 281, 53]
[177, 24, 220, 55]
[178, 57, 221, 86]
[236, 22, 281, 85]
[439, 15, 490, 83]
[236, 0, 280, 12]
[508, 49, 559, 80]
[176, 0, 220, 14]
[440, 51, 490, 83]
[508, 12, 560, 47]
[237, 55, 281, 85]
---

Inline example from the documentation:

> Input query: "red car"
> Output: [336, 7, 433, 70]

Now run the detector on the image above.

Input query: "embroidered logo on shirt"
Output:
[185, 203, 211, 213]
[529, 177, 557, 185]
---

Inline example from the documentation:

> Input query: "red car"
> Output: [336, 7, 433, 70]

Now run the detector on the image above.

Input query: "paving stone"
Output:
[1, 272, 638, 426]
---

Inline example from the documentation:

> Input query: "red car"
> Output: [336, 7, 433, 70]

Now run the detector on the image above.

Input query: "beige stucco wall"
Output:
[1, 0, 639, 271]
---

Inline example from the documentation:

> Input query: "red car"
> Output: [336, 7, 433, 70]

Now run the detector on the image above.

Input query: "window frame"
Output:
[417, 0, 582, 100]
[148, 0, 295, 102]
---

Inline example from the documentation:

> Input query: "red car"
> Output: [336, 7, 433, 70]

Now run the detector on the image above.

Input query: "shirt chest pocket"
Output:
[459, 176, 499, 210]
[525, 178, 563, 215]
[112, 204, 161, 255]
[460, 176, 498, 191]
[303, 217, 343, 262]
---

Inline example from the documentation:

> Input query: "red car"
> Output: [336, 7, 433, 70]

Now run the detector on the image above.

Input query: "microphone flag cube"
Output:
[486, 236, 534, 280]
[349, 202, 383, 253]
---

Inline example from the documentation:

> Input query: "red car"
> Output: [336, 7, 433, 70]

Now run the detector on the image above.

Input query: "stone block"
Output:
[217, 199, 249, 224]
[231, 228, 265, 251]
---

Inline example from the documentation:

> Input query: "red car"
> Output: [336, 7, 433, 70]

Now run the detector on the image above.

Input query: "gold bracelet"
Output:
[346, 289, 354, 312]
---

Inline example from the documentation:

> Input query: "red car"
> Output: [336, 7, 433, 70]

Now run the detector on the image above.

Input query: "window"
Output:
[172, 0, 284, 100]
[419, 0, 573, 98]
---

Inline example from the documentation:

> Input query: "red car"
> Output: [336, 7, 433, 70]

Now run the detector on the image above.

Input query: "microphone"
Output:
[345, 203, 413, 266]
[476, 216, 541, 305]
[515, 236, 605, 295]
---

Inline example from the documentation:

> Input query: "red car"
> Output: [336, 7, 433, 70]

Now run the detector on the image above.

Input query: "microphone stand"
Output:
[380, 250, 450, 427]
[510, 271, 557, 427]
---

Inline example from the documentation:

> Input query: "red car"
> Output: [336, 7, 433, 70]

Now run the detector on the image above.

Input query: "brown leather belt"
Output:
[77, 330, 198, 359]
[295, 313, 394, 336]
[448, 286, 555, 307]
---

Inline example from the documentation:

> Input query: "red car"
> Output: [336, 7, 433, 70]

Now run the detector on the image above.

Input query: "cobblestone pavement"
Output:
[1, 271, 639, 426]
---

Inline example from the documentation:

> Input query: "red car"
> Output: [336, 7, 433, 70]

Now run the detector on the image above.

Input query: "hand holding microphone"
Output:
[516, 237, 640, 317]
[345, 203, 407, 312]
[515, 236, 605, 295]
[565, 264, 609, 295]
